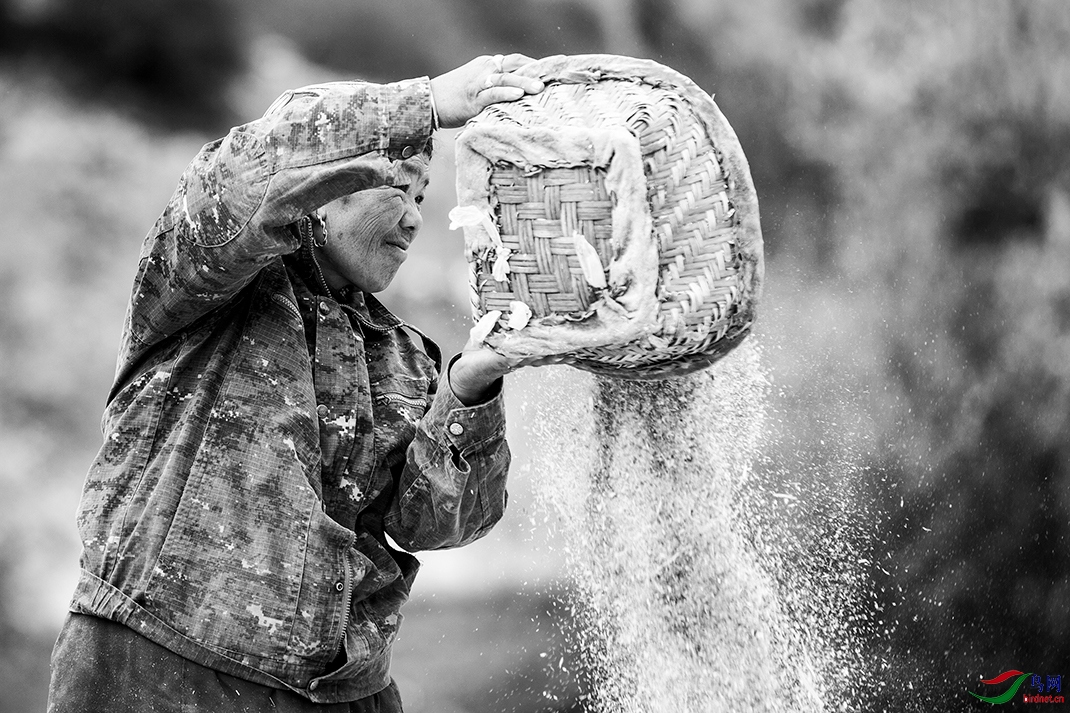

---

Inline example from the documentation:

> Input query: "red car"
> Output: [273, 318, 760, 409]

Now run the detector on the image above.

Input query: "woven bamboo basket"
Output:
[454, 54, 763, 380]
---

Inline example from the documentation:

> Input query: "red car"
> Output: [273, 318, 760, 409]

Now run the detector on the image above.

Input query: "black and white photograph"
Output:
[0, 1, 1066, 711]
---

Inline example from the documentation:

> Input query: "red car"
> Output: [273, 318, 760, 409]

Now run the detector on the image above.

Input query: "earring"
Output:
[313, 212, 329, 248]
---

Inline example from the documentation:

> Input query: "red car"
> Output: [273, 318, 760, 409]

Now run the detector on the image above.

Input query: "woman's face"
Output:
[318, 158, 430, 293]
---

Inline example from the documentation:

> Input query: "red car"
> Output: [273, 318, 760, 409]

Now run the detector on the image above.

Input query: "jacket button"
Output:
[317, 404, 328, 418]
[400, 144, 415, 159]
[449, 422, 464, 436]
[318, 302, 331, 316]
[335, 581, 345, 592]
[309, 680, 319, 691]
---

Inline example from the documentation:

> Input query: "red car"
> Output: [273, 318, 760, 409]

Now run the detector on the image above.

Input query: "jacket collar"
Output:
[286, 223, 404, 333]
[350, 291, 404, 333]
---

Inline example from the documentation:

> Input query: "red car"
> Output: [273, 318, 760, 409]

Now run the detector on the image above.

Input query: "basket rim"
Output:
[511, 53, 763, 292]
[455, 54, 764, 378]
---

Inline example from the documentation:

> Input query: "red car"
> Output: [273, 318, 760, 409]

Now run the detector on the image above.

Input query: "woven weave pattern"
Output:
[482, 164, 615, 316]
[459, 56, 762, 379]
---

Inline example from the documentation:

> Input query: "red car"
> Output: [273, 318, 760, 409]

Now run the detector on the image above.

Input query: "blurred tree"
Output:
[798, 0, 848, 39]
[455, 0, 603, 59]
[785, 0, 1070, 706]
[585, 0, 644, 55]
[0, 0, 12, 49]
[247, 0, 450, 82]
[0, 550, 53, 713]
[631, 0, 840, 266]
[1, 0, 246, 131]
[242, 0, 605, 84]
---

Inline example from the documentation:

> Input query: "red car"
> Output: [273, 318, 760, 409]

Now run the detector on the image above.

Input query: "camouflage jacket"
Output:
[69, 78, 511, 703]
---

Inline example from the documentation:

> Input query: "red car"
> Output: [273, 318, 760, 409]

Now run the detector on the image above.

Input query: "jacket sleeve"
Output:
[117, 78, 435, 376]
[384, 364, 511, 551]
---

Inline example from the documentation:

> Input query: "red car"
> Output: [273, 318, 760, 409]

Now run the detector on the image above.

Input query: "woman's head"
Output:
[315, 154, 430, 293]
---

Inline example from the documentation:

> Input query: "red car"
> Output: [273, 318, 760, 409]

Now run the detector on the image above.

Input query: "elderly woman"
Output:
[48, 55, 547, 712]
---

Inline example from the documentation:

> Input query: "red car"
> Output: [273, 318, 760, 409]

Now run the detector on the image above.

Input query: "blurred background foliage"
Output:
[0, 0, 1067, 711]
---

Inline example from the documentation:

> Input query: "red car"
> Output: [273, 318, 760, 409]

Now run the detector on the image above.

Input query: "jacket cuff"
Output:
[378, 77, 435, 158]
[423, 356, 506, 452]
[260, 77, 435, 171]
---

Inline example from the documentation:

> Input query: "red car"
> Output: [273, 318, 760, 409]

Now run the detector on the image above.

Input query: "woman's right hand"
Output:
[449, 333, 567, 406]
[430, 54, 544, 129]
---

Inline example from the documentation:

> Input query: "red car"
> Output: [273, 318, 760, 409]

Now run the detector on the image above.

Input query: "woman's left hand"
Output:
[430, 54, 545, 129]
[448, 332, 565, 406]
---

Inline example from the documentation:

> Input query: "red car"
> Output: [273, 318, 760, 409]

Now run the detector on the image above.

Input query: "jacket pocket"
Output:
[145, 443, 357, 671]
[370, 375, 431, 467]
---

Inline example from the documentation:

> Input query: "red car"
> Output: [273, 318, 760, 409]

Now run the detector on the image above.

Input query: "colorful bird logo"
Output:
[969, 670, 1032, 704]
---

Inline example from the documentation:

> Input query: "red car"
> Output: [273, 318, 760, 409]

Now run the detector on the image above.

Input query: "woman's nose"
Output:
[399, 200, 422, 233]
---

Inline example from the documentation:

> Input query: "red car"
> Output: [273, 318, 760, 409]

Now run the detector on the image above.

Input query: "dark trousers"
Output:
[47, 613, 403, 713]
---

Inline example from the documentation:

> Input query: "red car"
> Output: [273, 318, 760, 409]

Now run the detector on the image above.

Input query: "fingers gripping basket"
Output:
[454, 54, 763, 379]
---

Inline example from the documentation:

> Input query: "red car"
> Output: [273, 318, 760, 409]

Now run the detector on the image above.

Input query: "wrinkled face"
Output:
[318, 157, 430, 293]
